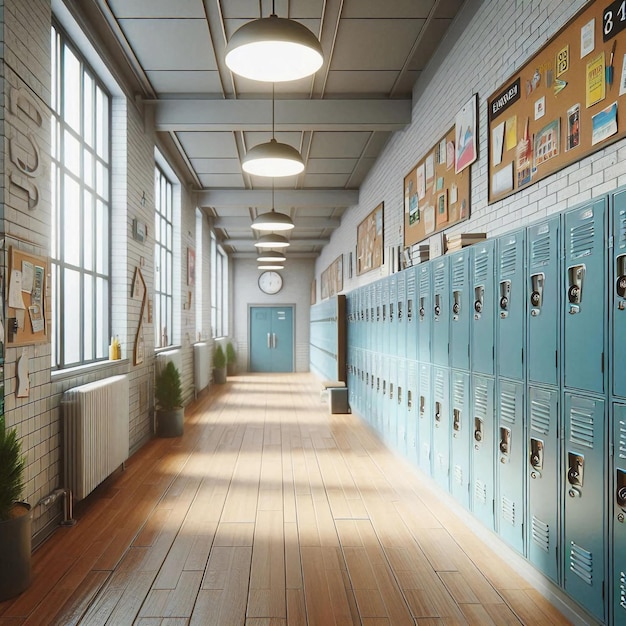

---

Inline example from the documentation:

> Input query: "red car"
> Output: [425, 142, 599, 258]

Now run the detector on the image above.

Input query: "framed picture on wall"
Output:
[356, 202, 384, 275]
[187, 248, 196, 286]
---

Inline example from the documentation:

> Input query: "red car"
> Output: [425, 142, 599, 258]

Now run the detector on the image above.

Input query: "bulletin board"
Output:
[6, 247, 49, 346]
[321, 255, 343, 301]
[488, 0, 626, 203]
[404, 127, 471, 247]
[357, 202, 384, 275]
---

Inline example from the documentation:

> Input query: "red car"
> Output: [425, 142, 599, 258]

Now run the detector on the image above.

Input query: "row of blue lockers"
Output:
[342, 190, 626, 625]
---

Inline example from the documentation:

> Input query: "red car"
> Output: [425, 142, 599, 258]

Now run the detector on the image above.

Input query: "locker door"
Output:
[365, 350, 373, 427]
[418, 362, 432, 475]
[389, 275, 398, 358]
[406, 360, 419, 464]
[471, 374, 495, 530]
[563, 200, 607, 395]
[563, 392, 606, 622]
[381, 355, 390, 437]
[527, 217, 560, 387]
[471, 241, 496, 375]
[612, 191, 626, 399]
[418, 263, 432, 363]
[496, 379, 525, 554]
[432, 366, 450, 490]
[450, 249, 471, 371]
[450, 370, 471, 508]
[497, 230, 525, 381]
[386, 357, 398, 446]
[613, 403, 626, 622]
[397, 272, 407, 359]
[395, 358, 407, 455]
[406, 267, 418, 362]
[432, 257, 450, 366]
[382, 278, 390, 356]
[375, 282, 383, 354]
[527, 386, 559, 584]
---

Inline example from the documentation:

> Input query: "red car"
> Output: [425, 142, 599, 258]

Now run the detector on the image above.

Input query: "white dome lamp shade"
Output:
[254, 233, 290, 248]
[225, 13, 323, 83]
[242, 138, 304, 178]
[251, 183, 295, 231]
[257, 264, 285, 270]
[257, 250, 287, 262]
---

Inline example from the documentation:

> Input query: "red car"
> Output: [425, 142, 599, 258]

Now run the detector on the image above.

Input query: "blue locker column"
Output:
[471, 374, 495, 530]
[612, 191, 626, 399]
[613, 403, 626, 622]
[527, 217, 560, 387]
[375, 281, 383, 354]
[418, 263, 432, 364]
[389, 274, 398, 358]
[450, 249, 471, 371]
[386, 357, 398, 446]
[365, 284, 374, 353]
[432, 256, 450, 367]
[369, 350, 378, 430]
[364, 350, 372, 427]
[471, 241, 496, 375]
[406, 267, 417, 362]
[496, 379, 525, 554]
[397, 272, 407, 359]
[382, 277, 390, 356]
[395, 358, 407, 455]
[563, 392, 606, 622]
[406, 360, 419, 464]
[380, 355, 390, 437]
[527, 386, 560, 584]
[352, 348, 361, 414]
[432, 366, 450, 490]
[563, 199, 607, 395]
[418, 362, 432, 475]
[496, 230, 525, 380]
[450, 370, 471, 508]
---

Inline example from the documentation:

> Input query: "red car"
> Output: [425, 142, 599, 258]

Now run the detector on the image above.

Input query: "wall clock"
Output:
[258, 270, 283, 294]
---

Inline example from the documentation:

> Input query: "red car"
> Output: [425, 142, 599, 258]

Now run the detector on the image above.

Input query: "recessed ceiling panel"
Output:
[348, 157, 377, 187]
[331, 19, 425, 70]
[435, 0, 465, 19]
[177, 131, 239, 158]
[244, 131, 303, 151]
[249, 174, 300, 188]
[224, 18, 320, 39]
[198, 173, 245, 187]
[191, 158, 242, 174]
[306, 158, 358, 174]
[107, 0, 205, 18]
[324, 70, 399, 96]
[303, 173, 351, 188]
[409, 19, 453, 70]
[233, 75, 313, 97]
[146, 70, 223, 94]
[118, 19, 216, 70]
[309, 131, 371, 158]
[342, 0, 435, 18]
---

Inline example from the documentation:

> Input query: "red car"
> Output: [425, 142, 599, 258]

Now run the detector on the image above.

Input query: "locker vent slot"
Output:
[530, 397, 551, 435]
[500, 388, 517, 425]
[569, 542, 593, 585]
[569, 405, 595, 448]
[452, 259, 465, 289]
[434, 266, 445, 294]
[501, 496, 515, 526]
[531, 516, 550, 553]
[454, 464, 463, 486]
[474, 480, 487, 504]
[620, 570, 626, 610]
[530, 233, 551, 267]
[419, 270, 429, 295]
[500, 245, 517, 277]
[619, 419, 626, 460]
[619, 209, 626, 251]
[420, 368, 430, 389]
[474, 384, 488, 419]
[434, 370, 444, 400]
[407, 275, 416, 298]
[453, 376, 465, 406]
[569, 218, 594, 259]
[474, 253, 489, 282]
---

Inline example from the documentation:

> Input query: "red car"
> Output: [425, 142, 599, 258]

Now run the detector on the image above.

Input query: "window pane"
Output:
[96, 277, 108, 359]
[96, 199, 108, 274]
[83, 189, 93, 271]
[51, 28, 58, 113]
[83, 73, 94, 148]
[63, 174, 80, 266]
[51, 163, 58, 259]
[51, 118, 57, 159]
[63, 129, 81, 177]
[83, 274, 93, 360]
[83, 149, 93, 188]
[63, 268, 81, 364]
[96, 160, 107, 199]
[96, 86, 108, 160]
[51, 265, 58, 365]
[63, 44, 81, 133]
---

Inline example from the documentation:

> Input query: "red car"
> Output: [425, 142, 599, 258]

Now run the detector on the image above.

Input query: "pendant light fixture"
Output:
[257, 249, 287, 262]
[251, 180, 294, 231]
[257, 264, 285, 270]
[254, 233, 290, 248]
[225, 1, 323, 83]
[242, 85, 304, 177]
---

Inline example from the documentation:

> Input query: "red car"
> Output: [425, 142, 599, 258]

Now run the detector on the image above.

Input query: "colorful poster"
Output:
[566, 103, 580, 151]
[586, 52, 605, 108]
[505, 116, 517, 151]
[417, 164, 426, 199]
[534, 118, 560, 168]
[591, 101, 618, 145]
[455, 94, 477, 173]
[580, 18, 595, 58]
[436, 190, 448, 227]
[492, 121, 505, 165]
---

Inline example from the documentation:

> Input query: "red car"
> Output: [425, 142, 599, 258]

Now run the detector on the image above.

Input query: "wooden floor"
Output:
[0, 373, 572, 626]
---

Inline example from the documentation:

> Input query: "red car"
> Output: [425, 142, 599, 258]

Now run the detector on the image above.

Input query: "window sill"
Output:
[51, 358, 129, 382]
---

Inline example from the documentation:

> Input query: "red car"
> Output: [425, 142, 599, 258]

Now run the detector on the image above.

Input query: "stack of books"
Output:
[445, 232, 486, 253]
[413, 244, 430, 264]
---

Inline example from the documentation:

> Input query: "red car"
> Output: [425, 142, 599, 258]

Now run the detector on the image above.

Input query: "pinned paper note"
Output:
[9, 270, 25, 309]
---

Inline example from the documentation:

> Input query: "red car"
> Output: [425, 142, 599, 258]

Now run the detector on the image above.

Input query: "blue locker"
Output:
[418, 362, 432, 475]
[382, 277, 390, 355]
[389, 275, 398, 358]
[406, 360, 419, 463]
[380, 355, 390, 437]
[450, 249, 471, 371]
[496, 379, 525, 554]
[471, 241, 496, 376]
[613, 403, 626, 622]
[431, 366, 450, 490]
[418, 263, 432, 363]
[450, 370, 471, 508]
[432, 256, 450, 367]
[406, 267, 418, 362]
[366, 284, 374, 352]
[527, 217, 560, 387]
[375, 281, 383, 354]
[563, 199, 606, 395]
[373, 351, 382, 431]
[563, 392, 606, 622]
[395, 358, 407, 455]
[612, 191, 626, 399]
[386, 357, 398, 446]
[471, 374, 495, 530]
[527, 385, 559, 584]
[496, 230, 525, 381]
[397, 272, 407, 359]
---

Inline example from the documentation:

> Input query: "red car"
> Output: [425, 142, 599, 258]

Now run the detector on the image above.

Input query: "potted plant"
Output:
[0, 416, 31, 601]
[155, 361, 184, 437]
[226, 341, 237, 376]
[213, 345, 227, 384]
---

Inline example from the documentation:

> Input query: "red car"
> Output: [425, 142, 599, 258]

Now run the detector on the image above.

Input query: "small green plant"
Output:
[0, 416, 26, 521]
[226, 342, 237, 365]
[213, 344, 226, 369]
[155, 361, 183, 411]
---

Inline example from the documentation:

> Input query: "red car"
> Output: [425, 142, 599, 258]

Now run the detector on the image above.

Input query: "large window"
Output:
[211, 232, 228, 338]
[154, 166, 173, 347]
[51, 23, 111, 368]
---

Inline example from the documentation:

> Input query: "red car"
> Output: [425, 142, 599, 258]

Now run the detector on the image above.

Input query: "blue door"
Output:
[432, 257, 450, 367]
[471, 241, 496, 376]
[613, 403, 626, 623]
[527, 217, 560, 387]
[249, 306, 294, 372]
[612, 191, 626, 399]
[450, 249, 471, 371]
[450, 370, 470, 508]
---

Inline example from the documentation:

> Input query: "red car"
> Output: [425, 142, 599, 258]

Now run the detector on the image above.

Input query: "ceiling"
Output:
[88, 0, 465, 257]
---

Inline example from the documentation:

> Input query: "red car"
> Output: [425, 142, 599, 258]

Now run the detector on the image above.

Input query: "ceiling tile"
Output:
[243, 131, 303, 151]
[362, 131, 391, 158]
[324, 70, 398, 96]
[392, 70, 420, 97]
[409, 18, 453, 70]
[306, 158, 358, 174]
[303, 173, 350, 188]
[309, 131, 371, 158]
[348, 157, 377, 187]
[248, 175, 300, 188]
[107, 0, 205, 18]
[146, 70, 222, 94]
[342, 0, 435, 18]
[177, 131, 239, 158]
[190, 158, 242, 174]
[224, 18, 320, 39]
[435, 0, 466, 19]
[118, 19, 216, 70]
[233, 75, 314, 96]
[198, 173, 245, 187]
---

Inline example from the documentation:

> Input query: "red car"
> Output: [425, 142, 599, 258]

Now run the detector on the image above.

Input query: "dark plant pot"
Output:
[214, 367, 227, 384]
[0, 502, 32, 601]
[227, 363, 237, 377]
[156, 407, 184, 437]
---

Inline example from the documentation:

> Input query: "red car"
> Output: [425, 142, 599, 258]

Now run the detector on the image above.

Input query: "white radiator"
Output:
[155, 348, 182, 377]
[193, 342, 210, 394]
[62, 375, 129, 500]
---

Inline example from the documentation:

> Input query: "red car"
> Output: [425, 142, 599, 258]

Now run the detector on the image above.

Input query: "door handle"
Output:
[267, 333, 271, 349]
[272, 333, 277, 348]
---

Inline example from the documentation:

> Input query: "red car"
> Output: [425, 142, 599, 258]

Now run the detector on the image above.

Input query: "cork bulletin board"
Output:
[357, 202, 384, 275]
[488, 0, 626, 203]
[321, 255, 343, 300]
[6, 247, 49, 346]
[404, 126, 471, 247]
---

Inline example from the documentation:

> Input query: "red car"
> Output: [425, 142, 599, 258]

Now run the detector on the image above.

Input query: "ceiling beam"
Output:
[152, 99, 412, 132]
[225, 238, 330, 247]
[197, 188, 358, 209]
[213, 216, 341, 229]
[231, 252, 319, 259]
